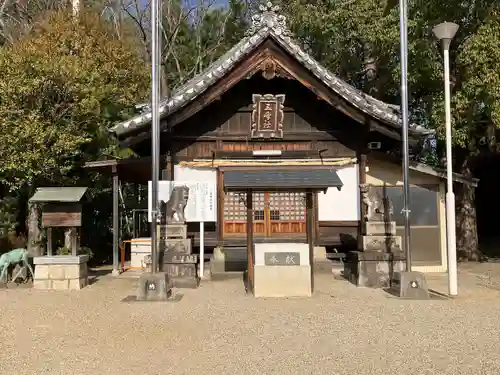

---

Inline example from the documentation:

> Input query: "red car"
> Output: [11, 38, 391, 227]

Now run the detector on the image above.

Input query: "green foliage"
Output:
[278, 0, 500, 161]
[57, 245, 93, 259]
[161, 0, 249, 89]
[0, 10, 149, 191]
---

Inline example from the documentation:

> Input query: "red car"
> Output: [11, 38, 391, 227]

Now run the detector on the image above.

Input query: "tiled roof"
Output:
[223, 168, 343, 190]
[110, 2, 432, 139]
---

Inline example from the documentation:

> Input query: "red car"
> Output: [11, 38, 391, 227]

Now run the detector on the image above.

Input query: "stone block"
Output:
[254, 243, 310, 266]
[48, 265, 66, 280]
[162, 263, 197, 277]
[136, 272, 171, 301]
[33, 255, 89, 291]
[33, 279, 52, 289]
[162, 252, 198, 264]
[345, 251, 406, 288]
[365, 221, 396, 235]
[362, 235, 402, 252]
[34, 255, 89, 265]
[253, 265, 311, 298]
[52, 280, 69, 290]
[390, 271, 430, 299]
[68, 278, 88, 290]
[158, 239, 192, 254]
[313, 246, 327, 261]
[64, 264, 85, 279]
[34, 264, 49, 279]
[158, 224, 187, 239]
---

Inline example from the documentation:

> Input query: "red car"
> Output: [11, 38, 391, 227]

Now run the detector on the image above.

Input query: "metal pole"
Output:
[399, 0, 412, 271]
[199, 221, 205, 280]
[443, 39, 458, 295]
[150, 0, 161, 274]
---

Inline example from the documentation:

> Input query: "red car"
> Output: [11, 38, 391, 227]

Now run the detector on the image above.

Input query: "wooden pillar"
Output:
[168, 154, 175, 180]
[306, 190, 314, 293]
[71, 228, 78, 256]
[358, 152, 368, 244]
[46, 228, 53, 256]
[112, 165, 120, 275]
[246, 189, 254, 293]
[216, 169, 224, 246]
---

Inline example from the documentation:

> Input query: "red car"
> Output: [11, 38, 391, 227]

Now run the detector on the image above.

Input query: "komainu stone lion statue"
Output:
[360, 183, 394, 222]
[160, 185, 190, 224]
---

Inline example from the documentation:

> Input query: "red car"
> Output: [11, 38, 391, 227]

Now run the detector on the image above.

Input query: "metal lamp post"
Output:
[432, 21, 459, 296]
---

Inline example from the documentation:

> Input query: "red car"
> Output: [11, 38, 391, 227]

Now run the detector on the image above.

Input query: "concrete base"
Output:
[390, 271, 430, 299]
[162, 262, 199, 289]
[253, 265, 311, 298]
[344, 251, 405, 288]
[313, 246, 327, 261]
[33, 255, 89, 290]
[136, 272, 171, 301]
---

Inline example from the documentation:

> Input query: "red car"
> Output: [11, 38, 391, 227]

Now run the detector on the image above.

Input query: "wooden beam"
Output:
[306, 190, 314, 294]
[246, 189, 254, 294]
[170, 132, 340, 142]
[112, 165, 120, 275]
[216, 169, 224, 246]
[46, 228, 53, 256]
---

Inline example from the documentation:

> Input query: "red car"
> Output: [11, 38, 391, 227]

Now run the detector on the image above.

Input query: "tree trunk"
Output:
[27, 203, 42, 256]
[455, 150, 481, 261]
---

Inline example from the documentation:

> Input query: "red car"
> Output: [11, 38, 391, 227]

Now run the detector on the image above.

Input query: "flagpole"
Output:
[399, 0, 412, 270]
[150, 0, 161, 273]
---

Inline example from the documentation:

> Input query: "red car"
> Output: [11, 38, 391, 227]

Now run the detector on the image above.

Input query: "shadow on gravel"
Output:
[88, 268, 113, 285]
[382, 288, 450, 300]
[121, 292, 184, 303]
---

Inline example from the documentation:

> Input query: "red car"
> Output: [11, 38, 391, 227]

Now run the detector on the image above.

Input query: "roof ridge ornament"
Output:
[246, 1, 290, 36]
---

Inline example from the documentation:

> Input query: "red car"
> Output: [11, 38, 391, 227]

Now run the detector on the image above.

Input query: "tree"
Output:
[0, 10, 149, 190]
[276, 0, 500, 260]
[123, 0, 249, 95]
[0, 9, 149, 254]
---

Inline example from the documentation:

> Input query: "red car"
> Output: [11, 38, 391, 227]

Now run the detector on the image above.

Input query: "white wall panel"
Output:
[317, 164, 360, 221]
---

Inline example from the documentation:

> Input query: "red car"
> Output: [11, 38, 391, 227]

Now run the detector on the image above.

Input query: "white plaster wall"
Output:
[173, 165, 217, 184]
[317, 164, 360, 221]
[366, 159, 439, 186]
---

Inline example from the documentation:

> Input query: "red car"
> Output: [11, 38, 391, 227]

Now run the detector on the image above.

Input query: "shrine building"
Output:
[86, 3, 477, 277]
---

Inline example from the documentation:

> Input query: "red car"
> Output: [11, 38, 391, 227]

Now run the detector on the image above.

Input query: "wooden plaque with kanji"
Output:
[250, 94, 285, 139]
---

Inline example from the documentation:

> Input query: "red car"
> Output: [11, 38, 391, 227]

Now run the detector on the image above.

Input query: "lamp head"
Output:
[432, 22, 459, 41]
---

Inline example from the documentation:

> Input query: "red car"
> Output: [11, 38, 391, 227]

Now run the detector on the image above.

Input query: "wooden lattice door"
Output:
[268, 192, 307, 235]
[223, 191, 306, 237]
[223, 192, 266, 236]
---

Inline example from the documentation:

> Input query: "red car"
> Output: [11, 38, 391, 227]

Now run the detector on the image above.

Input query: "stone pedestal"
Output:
[344, 251, 405, 288]
[390, 271, 430, 299]
[158, 224, 198, 288]
[33, 255, 89, 290]
[136, 272, 172, 301]
[162, 253, 199, 288]
[362, 220, 402, 253]
[253, 243, 311, 298]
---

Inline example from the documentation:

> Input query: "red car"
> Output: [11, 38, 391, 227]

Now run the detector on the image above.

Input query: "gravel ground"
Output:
[1, 270, 500, 375]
